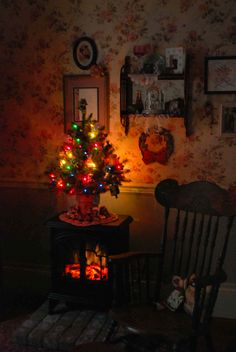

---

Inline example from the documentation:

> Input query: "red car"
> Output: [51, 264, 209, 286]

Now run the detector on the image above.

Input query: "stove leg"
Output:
[48, 298, 59, 314]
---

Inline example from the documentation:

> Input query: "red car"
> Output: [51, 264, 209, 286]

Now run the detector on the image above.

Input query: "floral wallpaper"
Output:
[0, 0, 236, 191]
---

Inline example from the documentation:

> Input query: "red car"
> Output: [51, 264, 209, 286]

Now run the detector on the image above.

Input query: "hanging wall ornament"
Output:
[138, 127, 174, 165]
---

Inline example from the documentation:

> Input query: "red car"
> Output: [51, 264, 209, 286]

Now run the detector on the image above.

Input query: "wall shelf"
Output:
[128, 73, 184, 86]
[120, 55, 192, 135]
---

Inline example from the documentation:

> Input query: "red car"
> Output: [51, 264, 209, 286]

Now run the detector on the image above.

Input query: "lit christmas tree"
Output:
[48, 99, 129, 222]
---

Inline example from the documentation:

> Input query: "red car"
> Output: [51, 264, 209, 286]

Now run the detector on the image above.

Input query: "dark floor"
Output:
[0, 290, 235, 352]
[0, 290, 45, 322]
[206, 318, 236, 352]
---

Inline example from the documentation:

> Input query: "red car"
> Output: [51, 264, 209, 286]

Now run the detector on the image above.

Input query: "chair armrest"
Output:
[109, 252, 162, 305]
[109, 251, 161, 262]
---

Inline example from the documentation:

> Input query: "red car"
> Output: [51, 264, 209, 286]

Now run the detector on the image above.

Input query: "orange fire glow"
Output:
[65, 263, 108, 280]
[65, 245, 108, 281]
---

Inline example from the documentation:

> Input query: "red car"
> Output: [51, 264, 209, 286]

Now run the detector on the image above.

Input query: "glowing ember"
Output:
[65, 263, 108, 281]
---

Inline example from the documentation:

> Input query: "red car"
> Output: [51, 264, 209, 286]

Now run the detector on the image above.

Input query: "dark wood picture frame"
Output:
[219, 102, 236, 136]
[204, 56, 236, 94]
[63, 74, 109, 133]
[73, 36, 98, 70]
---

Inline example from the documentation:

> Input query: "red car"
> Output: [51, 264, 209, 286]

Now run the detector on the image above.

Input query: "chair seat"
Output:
[110, 304, 193, 342]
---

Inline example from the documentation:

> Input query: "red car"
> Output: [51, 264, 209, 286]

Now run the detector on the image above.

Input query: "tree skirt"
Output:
[59, 211, 118, 227]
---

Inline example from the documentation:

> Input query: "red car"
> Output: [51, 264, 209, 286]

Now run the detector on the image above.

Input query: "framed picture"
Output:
[63, 74, 109, 132]
[73, 36, 98, 70]
[165, 47, 185, 74]
[219, 103, 236, 136]
[204, 56, 236, 94]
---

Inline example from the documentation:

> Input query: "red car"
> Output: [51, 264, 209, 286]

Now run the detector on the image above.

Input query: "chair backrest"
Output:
[155, 179, 236, 326]
[155, 179, 236, 279]
[110, 178, 235, 318]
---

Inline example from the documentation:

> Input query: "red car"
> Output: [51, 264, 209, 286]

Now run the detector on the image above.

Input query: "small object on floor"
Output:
[154, 301, 165, 311]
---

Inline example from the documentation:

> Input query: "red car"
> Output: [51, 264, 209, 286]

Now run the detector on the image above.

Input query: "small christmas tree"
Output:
[48, 99, 129, 200]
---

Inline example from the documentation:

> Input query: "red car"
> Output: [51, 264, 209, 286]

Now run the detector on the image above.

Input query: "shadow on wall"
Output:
[100, 190, 163, 252]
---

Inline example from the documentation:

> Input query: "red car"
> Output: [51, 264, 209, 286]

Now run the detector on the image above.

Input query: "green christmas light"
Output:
[72, 123, 78, 130]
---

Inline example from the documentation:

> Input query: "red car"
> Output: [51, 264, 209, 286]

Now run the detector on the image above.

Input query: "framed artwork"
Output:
[63, 75, 109, 132]
[219, 103, 236, 136]
[73, 36, 98, 70]
[165, 47, 185, 74]
[204, 56, 236, 94]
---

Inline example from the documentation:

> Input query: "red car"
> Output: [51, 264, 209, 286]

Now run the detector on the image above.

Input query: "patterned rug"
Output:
[0, 315, 47, 352]
[0, 301, 116, 352]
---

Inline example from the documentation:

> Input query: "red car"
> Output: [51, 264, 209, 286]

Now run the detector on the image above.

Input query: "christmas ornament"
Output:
[138, 127, 174, 165]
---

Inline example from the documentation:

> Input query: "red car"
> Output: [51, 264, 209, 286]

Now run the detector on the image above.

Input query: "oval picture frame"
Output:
[73, 36, 98, 70]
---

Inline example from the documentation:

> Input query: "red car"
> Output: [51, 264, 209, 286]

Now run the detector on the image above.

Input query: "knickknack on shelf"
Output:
[120, 49, 191, 136]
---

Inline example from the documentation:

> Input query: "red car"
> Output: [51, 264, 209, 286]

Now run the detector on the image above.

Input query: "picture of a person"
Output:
[73, 37, 97, 70]
[78, 43, 91, 64]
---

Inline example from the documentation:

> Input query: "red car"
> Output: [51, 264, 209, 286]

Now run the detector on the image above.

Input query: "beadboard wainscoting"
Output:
[0, 182, 235, 319]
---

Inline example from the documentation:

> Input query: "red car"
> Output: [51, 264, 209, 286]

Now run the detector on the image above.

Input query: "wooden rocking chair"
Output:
[109, 179, 236, 352]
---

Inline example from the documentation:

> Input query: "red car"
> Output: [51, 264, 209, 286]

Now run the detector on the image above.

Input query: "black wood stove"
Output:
[46, 214, 132, 313]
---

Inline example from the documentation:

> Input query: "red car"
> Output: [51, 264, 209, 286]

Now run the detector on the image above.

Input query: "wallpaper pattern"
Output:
[0, 0, 236, 191]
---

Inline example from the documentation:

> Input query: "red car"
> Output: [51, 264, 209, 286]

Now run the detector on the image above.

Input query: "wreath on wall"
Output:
[138, 127, 174, 165]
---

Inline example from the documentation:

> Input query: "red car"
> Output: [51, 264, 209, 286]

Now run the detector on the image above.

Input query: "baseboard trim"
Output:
[213, 283, 236, 319]
[0, 180, 155, 194]
[0, 180, 48, 189]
